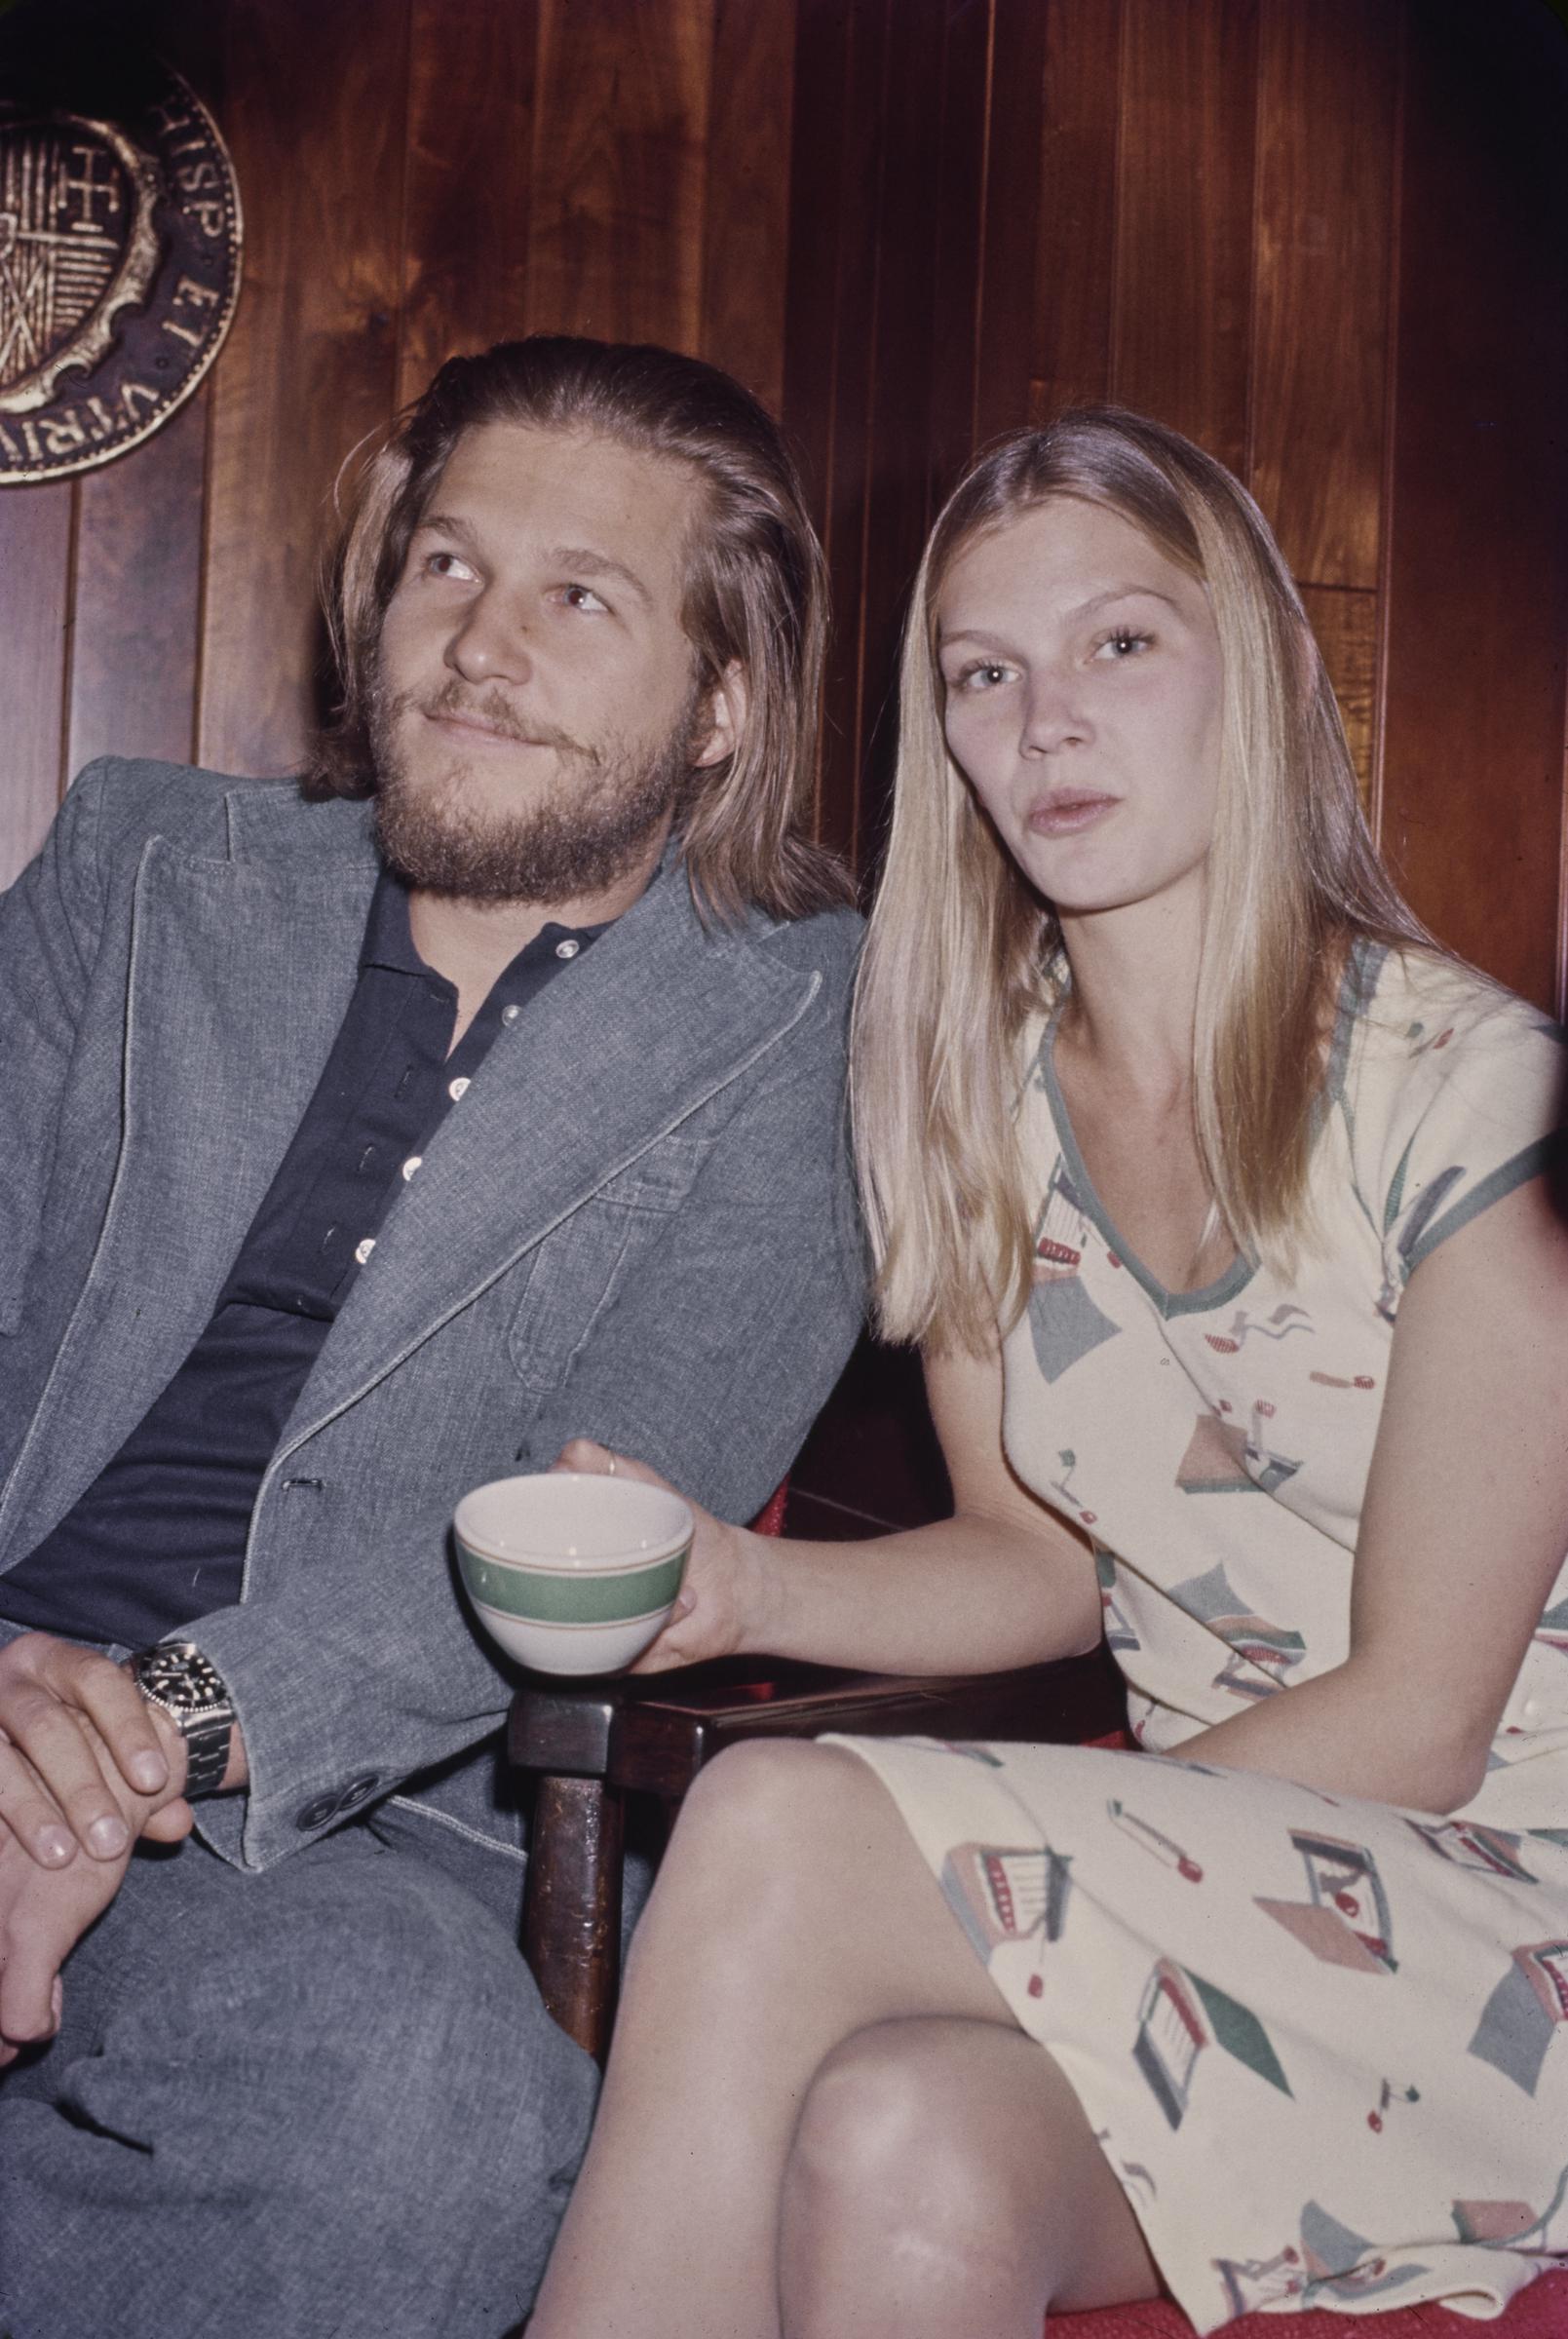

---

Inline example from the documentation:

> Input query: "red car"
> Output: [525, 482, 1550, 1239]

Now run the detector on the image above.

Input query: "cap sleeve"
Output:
[1352, 954, 1567, 1294]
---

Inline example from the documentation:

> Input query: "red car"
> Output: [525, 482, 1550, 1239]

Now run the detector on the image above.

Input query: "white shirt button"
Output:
[501, 1004, 521, 1025]
[555, 939, 580, 960]
[402, 1155, 423, 1181]
[354, 1237, 376, 1265]
[447, 1076, 471, 1101]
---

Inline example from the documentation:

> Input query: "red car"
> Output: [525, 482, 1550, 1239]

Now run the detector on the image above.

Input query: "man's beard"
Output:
[368, 671, 700, 904]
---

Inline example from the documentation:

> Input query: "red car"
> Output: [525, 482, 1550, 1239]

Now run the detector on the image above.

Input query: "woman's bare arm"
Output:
[1174, 1171, 1568, 1810]
[567, 1337, 1102, 1678]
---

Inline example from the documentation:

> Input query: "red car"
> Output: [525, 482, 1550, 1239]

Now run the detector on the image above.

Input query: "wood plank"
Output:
[924, 0, 991, 516]
[66, 387, 207, 776]
[698, 0, 797, 412]
[1028, 0, 1123, 426]
[1378, 0, 1568, 1008]
[0, 483, 73, 889]
[1111, 0, 1259, 471]
[782, 0, 888, 865]
[196, 0, 412, 779]
[526, 0, 714, 352]
[1301, 586, 1376, 808]
[1249, 0, 1397, 589]
[399, 0, 540, 408]
[972, 0, 1050, 449]
[858, 0, 952, 866]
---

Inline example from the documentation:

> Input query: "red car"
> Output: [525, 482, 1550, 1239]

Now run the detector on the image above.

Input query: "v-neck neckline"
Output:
[1034, 941, 1380, 1322]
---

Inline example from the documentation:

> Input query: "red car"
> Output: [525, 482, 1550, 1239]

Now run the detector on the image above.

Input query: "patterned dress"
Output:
[828, 945, 1568, 2329]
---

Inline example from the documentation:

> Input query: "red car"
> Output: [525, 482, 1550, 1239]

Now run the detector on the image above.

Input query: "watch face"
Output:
[134, 1643, 227, 1717]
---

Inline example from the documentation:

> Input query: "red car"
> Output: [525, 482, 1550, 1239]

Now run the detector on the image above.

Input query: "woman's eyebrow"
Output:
[1062, 584, 1181, 622]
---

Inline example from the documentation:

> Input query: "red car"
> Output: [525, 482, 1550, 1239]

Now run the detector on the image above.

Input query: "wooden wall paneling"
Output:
[64, 386, 207, 779]
[1300, 584, 1376, 806]
[193, 0, 412, 779]
[1111, 0, 1259, 472]
[526, 0, 715, 353]
[398, 0, 540, 407]
[855, 0, 955, 869]
[697, 0, 797, 414]
[1028, 0, 1123, 427]
[923, 0, 992, 516]
[1378, 0, 1568, 1011]
[970, 0, 1049, 451]
[0, 484, 74, 889]
[1248, 0, 1396, 591]
[783, 0, 889, 864]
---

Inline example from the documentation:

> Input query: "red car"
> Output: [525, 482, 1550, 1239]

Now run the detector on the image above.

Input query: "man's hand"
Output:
[551, 1438, 778, 1671]
[0, 1633, 193, 1867]
[0, 1819, 129, 2062]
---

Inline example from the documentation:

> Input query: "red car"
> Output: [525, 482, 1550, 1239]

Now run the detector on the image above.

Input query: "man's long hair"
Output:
[854, 408, 1436, 1352]
[310, 335, 850, 926]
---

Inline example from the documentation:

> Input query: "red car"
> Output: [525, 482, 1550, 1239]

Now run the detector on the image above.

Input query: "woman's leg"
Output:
[527, 1741, 1157, 2339]
[780, 2016, 1158, 2339]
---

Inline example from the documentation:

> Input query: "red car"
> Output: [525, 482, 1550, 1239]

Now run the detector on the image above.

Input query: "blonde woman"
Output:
[528, 412, 1568, 2338]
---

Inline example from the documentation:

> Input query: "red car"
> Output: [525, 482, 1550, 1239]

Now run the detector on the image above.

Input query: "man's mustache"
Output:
[402, 678, 601, 766]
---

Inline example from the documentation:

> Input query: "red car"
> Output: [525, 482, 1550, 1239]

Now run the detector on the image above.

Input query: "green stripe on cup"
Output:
[459, 1543, 689, 1624]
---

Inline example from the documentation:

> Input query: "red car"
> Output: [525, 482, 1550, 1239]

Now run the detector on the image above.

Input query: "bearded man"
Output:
[0, 337, 863, 2337]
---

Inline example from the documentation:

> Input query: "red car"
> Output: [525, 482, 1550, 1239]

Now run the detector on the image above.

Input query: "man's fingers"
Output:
[139, 1797, 195, 1845]
[0, 1917, 65, 2050]
[0, 1687, 133, 1861]
[0, 1735, 78, 1868]
[61, 1652, 170, 1798]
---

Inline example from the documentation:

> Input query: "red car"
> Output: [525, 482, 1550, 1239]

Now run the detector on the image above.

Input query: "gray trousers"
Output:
[0, 1692, 599, 2339]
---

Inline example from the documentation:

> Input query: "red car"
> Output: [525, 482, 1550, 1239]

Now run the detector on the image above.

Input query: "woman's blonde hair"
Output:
[310, 335, 850, 926]
[854, 407, 1432, 1351]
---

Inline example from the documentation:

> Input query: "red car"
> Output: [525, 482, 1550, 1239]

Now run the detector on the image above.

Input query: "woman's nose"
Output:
[1019, 671, 1090, 756]
[445, 594, 532, 686]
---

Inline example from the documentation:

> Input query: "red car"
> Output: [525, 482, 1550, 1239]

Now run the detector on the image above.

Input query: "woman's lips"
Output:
[1025, 791, 1120, 837]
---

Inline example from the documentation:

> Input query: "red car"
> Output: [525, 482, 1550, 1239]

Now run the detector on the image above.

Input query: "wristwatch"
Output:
[125, 1641, 236, 1798]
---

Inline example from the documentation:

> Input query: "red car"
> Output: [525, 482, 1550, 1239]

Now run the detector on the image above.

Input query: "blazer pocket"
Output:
[506, 1135, 713, 1393]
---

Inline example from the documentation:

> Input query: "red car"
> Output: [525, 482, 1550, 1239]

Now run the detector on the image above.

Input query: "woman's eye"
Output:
[424, 551, 476, 582]
[951, 661, 1011, 693]
[561, 583, 608, 613]
[1094, 629, 1152, 661]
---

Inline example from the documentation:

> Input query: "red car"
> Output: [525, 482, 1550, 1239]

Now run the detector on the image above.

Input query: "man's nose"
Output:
[445, 592, 532, 686]
[1019, 671, 1090, 756]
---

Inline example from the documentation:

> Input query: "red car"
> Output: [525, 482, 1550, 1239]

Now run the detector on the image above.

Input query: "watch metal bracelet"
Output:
[126, 1641, 236, 1800]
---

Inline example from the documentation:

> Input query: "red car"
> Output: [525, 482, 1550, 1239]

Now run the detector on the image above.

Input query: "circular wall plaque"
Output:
[0, 63, 242, 482]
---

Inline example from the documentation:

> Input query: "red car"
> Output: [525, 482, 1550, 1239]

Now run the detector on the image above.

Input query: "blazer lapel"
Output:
[283, 865, 825, 1443]
[3, 792, 379, 1545]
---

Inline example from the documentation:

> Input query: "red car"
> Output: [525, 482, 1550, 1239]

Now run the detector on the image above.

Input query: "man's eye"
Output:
[561, 584, 608, 613]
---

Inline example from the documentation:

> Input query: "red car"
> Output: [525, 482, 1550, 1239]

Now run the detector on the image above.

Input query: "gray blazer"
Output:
[0, 761, 865, 1872]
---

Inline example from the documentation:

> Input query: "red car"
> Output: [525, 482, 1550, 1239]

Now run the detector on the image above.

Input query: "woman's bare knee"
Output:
[620, 1743, 867, 1994]
[788, 2020, 1047, 2257]
[781, 2017, 1159, 2333]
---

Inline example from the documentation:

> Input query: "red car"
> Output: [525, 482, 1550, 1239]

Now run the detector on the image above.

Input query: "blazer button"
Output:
[338, 1773, 381, 1813]
[295, 1793, 343, 1832]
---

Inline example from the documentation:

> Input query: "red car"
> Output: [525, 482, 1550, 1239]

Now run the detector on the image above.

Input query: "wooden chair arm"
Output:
[509, 1646, 1123, 2060]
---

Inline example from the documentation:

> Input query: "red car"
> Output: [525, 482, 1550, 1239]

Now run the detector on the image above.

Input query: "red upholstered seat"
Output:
[1051, 2267, 1568, 2335]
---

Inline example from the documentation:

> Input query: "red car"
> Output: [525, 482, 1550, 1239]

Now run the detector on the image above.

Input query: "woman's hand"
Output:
[551, 1439, 776, 1670]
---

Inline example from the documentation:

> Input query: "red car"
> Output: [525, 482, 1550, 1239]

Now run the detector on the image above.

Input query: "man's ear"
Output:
[692, 660, 749, 769]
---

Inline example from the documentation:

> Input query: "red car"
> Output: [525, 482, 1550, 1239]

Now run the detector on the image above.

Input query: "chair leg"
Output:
[521, 1773, 626, 2064]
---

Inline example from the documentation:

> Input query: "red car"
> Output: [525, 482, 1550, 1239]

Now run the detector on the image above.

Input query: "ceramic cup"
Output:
[453, 1470, 694, 1675]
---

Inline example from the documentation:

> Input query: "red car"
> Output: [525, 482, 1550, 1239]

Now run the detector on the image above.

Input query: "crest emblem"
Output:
[0, 61, 241, 480]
